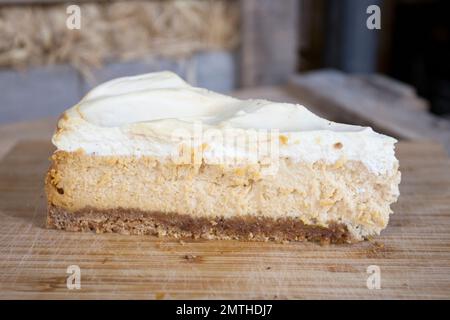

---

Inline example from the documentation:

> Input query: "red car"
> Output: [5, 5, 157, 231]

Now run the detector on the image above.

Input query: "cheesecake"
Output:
[45, 71, 401, 243]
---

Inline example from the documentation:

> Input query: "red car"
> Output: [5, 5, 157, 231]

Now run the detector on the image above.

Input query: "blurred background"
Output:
[0, 0, 449, 152]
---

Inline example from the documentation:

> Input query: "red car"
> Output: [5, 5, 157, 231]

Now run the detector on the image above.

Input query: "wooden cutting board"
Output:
[0, 140, 449, 299]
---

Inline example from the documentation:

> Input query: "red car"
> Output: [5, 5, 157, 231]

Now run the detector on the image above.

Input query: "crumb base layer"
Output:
[47, 205, 354, 244]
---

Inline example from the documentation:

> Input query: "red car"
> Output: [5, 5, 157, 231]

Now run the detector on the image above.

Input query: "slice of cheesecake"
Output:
[45, 71, 401, 243]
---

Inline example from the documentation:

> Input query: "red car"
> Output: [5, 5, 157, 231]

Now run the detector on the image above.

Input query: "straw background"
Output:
[0, 0, 240, 76]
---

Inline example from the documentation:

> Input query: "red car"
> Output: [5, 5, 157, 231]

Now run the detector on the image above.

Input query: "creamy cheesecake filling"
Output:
[52, 71, 398, 175]
[46, 150, 400, 240]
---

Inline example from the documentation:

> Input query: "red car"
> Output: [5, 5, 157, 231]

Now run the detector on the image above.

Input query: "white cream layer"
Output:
[53, 71, 398, 174]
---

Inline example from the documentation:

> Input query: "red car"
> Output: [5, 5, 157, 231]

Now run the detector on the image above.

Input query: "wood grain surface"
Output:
[0, 140, 449, 299]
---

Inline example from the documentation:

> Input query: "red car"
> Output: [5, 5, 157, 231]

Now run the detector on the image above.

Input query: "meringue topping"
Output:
[53, 71, 398, 174]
